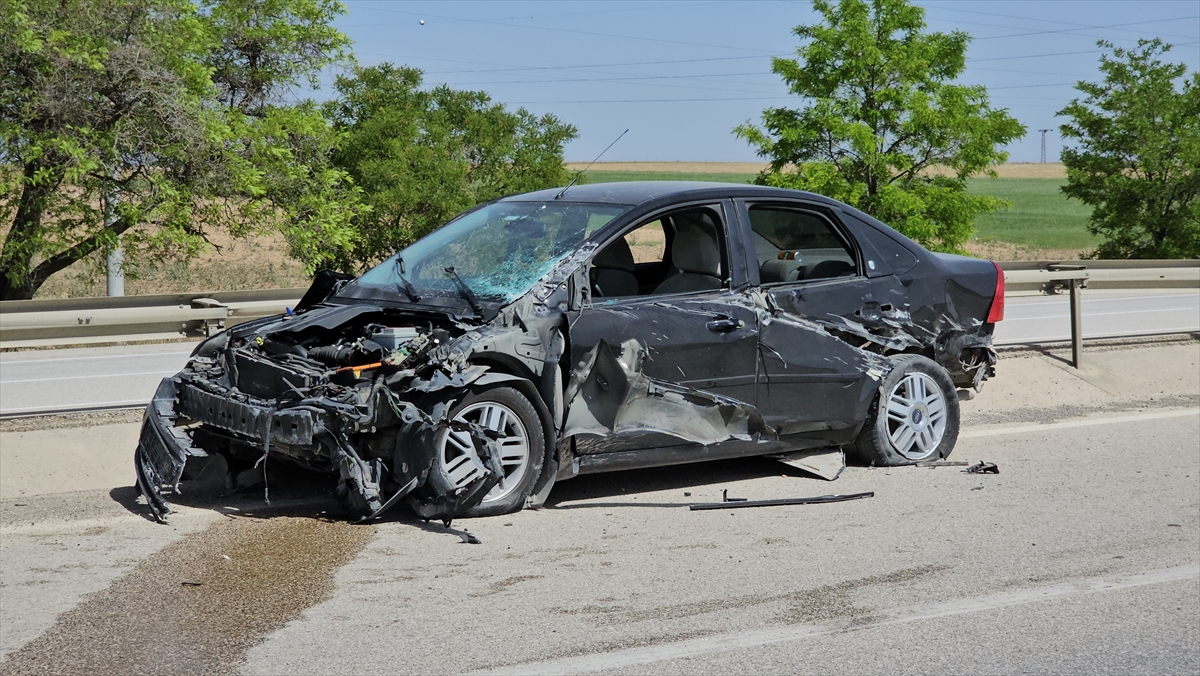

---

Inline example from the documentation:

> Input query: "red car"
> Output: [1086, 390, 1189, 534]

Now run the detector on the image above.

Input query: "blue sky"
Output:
[326, 1, 1200, 163]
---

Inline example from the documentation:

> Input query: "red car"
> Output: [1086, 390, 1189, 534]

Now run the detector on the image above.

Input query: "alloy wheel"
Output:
[437, 401, 530, 504]
[883, 371, 947, 460]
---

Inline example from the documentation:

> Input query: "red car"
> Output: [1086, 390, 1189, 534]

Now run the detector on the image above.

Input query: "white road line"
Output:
[1009, 293, 1200, 303]
[0, 350, 193, 365]
[1006, 309, 1200, 322]
[961, 408, 1199, 439]
[995, 329, 1200, 345]
[478, 565, 1199, 676]
[1, 370, 176, 384]
[0, 399, 148, 415]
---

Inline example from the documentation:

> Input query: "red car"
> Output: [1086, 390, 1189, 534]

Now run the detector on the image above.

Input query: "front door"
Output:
[568, 201, 761, 455]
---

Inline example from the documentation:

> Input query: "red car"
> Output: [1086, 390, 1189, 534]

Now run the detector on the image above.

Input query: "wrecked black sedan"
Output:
[135, 182, 1004, 523]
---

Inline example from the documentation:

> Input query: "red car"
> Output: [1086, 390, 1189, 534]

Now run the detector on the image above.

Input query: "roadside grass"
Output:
[33, 235, 311, 299]
[967, 178, 1096, 251]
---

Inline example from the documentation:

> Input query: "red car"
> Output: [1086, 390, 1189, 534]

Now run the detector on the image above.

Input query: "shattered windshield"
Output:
[340, 201, 629, 306]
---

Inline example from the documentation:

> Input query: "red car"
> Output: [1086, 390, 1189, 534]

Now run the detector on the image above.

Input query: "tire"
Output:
[853, 355, 959, 466]
[424, 385, 545, 518]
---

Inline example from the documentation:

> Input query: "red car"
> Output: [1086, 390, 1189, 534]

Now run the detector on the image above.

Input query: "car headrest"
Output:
[593, 237, 635, 271]
[671, 225, 721, 276]
[760, 258, 804, 283]
[673, 210, 717, 238]
[806, 259, 855, 280]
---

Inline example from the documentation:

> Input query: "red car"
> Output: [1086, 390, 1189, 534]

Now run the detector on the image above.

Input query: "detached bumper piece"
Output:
[135, 379, 207, 522]
[175, 381, 319, 446]
[134, 377, 325, 522]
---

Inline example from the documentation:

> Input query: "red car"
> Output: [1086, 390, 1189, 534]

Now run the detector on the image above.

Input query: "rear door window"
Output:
[748, 206, 858, 284]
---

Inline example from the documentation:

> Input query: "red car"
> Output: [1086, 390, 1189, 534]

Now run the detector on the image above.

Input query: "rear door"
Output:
[737, 200, 907, 441]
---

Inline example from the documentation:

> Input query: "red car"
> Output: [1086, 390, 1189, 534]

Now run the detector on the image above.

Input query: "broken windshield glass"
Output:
[341, 201, 629, 305]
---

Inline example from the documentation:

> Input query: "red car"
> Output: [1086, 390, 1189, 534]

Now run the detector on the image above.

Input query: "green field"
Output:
[967, 178, 1096, 250]
[580, 171, 1096, 253]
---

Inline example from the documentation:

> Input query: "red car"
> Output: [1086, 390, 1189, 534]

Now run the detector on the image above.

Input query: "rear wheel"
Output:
[427, 385, 544, 518]
[853, 355, 959, 466]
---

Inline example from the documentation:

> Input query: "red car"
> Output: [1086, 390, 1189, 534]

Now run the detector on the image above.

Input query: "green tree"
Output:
[735, 0, 1025, 251]
[324, 64, 578, 267]
[1058, 39, 1199, 259]
[0, 0, 361, 300]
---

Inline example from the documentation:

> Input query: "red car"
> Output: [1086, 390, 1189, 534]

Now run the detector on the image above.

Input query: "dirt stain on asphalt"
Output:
[779, 564, 945, 626]
[0, 515, 375, 675]
[470, 574, 543, 597]
[550, 565, 946, 628]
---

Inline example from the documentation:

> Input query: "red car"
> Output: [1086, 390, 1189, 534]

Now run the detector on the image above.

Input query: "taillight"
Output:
[986, 261, 1005, 323]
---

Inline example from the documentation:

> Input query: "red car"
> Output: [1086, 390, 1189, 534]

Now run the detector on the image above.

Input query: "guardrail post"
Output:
[1045, 263, 1088, 368]
[1069, 278, 1083, 368]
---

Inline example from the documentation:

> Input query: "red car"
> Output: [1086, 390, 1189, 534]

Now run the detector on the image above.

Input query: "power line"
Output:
[969, 49, 1104, 62]
[974, 16, 1200, 41]
[345, 3, 779, 54]
[924, 3, 1200, 41]
[989, 82, 1078, 90]
[421, 54, 788, 76]
[442, 71, 772, 86]
[505, 96, 794, 104]
[927, 14, 1200, 44]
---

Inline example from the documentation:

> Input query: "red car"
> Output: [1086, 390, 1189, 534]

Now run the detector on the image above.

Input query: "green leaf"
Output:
[734, 0, 1025, 251]
[1057, 39, 1199, 259]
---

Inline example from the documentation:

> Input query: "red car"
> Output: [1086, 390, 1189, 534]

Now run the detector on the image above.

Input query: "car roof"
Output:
[499, 181, 841, 207]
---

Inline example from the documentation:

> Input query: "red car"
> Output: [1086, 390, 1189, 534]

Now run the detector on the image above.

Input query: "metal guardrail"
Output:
[1000, 259, 1199, 293]
[0, 261, 1196, 351]
[0, 288, 305, 349]
[998, 260, 1197, 368]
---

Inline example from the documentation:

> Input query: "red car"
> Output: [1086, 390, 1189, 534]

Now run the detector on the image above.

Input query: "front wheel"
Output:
[425, 385, 545, 518]
[852, 355, 960, 466]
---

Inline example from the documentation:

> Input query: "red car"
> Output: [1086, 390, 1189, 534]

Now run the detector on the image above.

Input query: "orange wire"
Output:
[333, 362, 382, 375]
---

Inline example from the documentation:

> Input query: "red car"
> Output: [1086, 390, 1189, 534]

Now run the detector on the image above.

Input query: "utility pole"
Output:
[104, 177, 123, 297]
[1038, 129, 1050, 164]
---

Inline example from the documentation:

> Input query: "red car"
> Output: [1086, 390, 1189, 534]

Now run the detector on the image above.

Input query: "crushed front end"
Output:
[134, 305, 509, 524]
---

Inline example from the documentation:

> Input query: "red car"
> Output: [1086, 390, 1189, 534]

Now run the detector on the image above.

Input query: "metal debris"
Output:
[689, 491, 875, 511]
[966, 461, 1000, 474]
[772, 449, 846, 481]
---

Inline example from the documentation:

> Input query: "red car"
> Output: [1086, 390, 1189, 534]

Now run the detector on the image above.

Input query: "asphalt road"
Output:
[994, 291, 1200, 345]
[0, 343, 193, 416]
[0, 290, 1196, 416]
[1, 390, 1197, 674]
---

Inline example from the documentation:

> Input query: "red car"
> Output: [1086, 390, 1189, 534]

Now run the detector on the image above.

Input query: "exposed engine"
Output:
[135, 304, 514, 525]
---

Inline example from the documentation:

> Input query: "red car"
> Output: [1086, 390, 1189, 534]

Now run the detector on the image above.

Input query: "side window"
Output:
[626, 220, 665, 263]
[591, 205, 729, 298]
[749, 206, 857, 284]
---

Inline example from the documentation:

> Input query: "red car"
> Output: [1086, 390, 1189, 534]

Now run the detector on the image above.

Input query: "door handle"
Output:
[706, 315, 744, 333]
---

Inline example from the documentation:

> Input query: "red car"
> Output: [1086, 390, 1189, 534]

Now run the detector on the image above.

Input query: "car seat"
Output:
[591, 237, 640, 297]
[653, 212, 723, 294]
